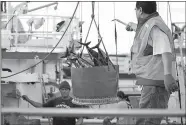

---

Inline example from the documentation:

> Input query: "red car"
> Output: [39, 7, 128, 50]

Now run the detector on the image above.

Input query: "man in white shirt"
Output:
[115, 1, 178, 125]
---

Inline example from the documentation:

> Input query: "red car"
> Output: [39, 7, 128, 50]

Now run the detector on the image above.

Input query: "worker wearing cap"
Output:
[22, 81, 83, 125]
[114, 1, 179, 125]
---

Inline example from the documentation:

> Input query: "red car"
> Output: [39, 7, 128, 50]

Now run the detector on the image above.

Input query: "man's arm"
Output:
[22, 94, 55, 108]
[162, 53, 178, 93]
[151, 26, 178, 93]
[27, 99, 43, 107]
[162, 52, 173, 75]
[73, 104, 88, 125]
[22, 95, 42, 107]
[112, 19, 137, 31]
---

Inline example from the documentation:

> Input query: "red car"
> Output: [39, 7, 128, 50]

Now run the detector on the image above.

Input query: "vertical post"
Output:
[46, 7, 49, 52]
[34, 56, 44, 101]
[0, 1, 2, 124]
[177, 32, 186, 124]
[157, 2, 159, 12]
[53, 16, 55, 38]
[15, 15, 18, 51]
[7, 2, 11, 30]
[34, 57, 51, 125]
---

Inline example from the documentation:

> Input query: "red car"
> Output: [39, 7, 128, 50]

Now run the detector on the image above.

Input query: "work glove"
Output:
[164, 74, 179, 94]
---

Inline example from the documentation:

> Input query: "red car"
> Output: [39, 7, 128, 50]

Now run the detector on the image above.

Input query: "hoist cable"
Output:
[80, 2, 95, 57]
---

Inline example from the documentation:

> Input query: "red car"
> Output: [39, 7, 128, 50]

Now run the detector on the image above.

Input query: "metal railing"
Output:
[2, 108, 185, 117]
[1, 13, 80, 50]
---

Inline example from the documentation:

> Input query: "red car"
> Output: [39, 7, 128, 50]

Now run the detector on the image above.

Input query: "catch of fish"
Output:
[61, 40, 114, 69]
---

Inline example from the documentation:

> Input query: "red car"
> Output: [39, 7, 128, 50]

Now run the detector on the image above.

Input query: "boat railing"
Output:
[1, 13, 80, 52]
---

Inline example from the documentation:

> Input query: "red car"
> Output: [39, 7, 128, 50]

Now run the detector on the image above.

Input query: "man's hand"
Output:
[22, 95, 29, 101]
[112, 19, 127, 25]
[112, 19, 137, 31]
[164, 74, 179, 94]
[126, 22, 137, 31]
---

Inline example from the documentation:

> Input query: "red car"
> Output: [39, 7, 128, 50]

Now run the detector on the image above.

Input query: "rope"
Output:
[4, 2, 30, 29]
[4, 9, 16, 29]
[98, 2, 100, 42]
[167, 2, 169, 26]
[98, 2, 99, 25]
[93, 19, 109, 63]
[80, 2, 95, 57]
[168, 2, 184, 125]
[81, 2, 82, 21]
[113, 2, 118, 66]
[1, 2, 80, 79]
[79, 2, 115, 70]
[113, 2, 116, 23]
[79, 2, 83, 44]
[93, 18, 116, 71]
[113, 2, 119, 88]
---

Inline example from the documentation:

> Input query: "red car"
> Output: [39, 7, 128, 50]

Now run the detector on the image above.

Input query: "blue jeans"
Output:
[136, 86, 170, 125]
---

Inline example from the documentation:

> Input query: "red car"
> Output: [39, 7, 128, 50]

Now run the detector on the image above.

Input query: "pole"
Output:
[27, 2, 58, 13]
[0, 2, 2, 124]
